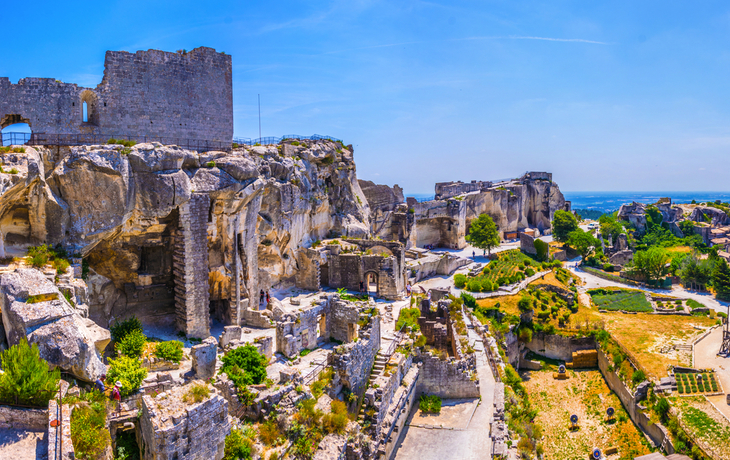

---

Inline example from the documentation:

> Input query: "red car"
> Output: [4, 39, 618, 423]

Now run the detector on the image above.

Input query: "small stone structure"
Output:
[0, 47, 232, 143]
[434, 180, 493, 200]
[418, 299, 457, 355]
[331, 309, 381, 396]
[191, 336, 218, 380]
[140, 382, 230, 460]
[276, 294, 369, 357]
[296, 239, 406, 300]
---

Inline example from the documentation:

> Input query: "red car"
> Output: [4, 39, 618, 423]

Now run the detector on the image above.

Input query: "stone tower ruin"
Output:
[0, 47, 232, 144]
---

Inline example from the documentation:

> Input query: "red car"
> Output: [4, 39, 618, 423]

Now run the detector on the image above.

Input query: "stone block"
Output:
[219, 325, 241, 348]
[192, 336, 218, 380]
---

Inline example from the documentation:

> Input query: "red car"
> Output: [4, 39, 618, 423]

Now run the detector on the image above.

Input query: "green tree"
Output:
[552, 210, 579, 242]
[466, 214, 500, 255]
[567, 229, 600, 258]
[598, 214, 624, 242]
[713, 258, 730, 300]
[220, 344, 269, 391]
[0, 339, 61, 406]
[679, 253, 714, 290]
[631, 247, 670, 284]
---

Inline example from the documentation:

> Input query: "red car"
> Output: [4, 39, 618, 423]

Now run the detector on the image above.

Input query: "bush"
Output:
[116, 329, 147, 359]
[454, 273, 467, 288]
[524, 268, 535, 277]
[183, 383, 210, 404]
[396, 308, 421, 332]
[322, 400, 349, 434]
[107, 138, 137, 147]
[419, 394, 442, 413]
[655, 397, 670, 420]
[106, 356, 148, 398]
[110, 316, 143, 343]
[154, 340, 184, 363]
[632, 369, 646, 385]
[518, 296, 532, 312]
[223, 426, 256, 460]
[603, 263, 614, 272]
[0, 339, 61, 406]
[414, 334, 427, 347]
[518, 328, 533, 343]
[71, 397, 111, 459]
[259, 418, 282, 446]
[466, 278, 481, 292]
[221, 344, 269, 391]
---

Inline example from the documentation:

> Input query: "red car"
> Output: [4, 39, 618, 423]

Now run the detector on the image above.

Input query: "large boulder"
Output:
[0, 268, 108, 381]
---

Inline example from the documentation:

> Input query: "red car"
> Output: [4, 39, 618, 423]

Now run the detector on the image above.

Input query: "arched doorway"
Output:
[365, 271, 378, 295]
[79, 90, 99, 126]
[1, 114, 31, 146]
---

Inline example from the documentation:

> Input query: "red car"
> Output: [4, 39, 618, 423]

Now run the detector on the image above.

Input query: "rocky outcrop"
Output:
[0, 140, 370, 332]
[690, 206, 730, 226]
[0, 268, 108, 381]
[618, 200, 684, 233]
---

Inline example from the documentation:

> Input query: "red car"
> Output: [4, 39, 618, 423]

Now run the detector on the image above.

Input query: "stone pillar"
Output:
[191, 336, 218, 380]
[174, 193, 211, 338]
[219, 325, 241, 348]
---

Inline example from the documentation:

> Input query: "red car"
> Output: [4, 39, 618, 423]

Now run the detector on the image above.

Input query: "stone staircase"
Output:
[358, 352, 390, 421]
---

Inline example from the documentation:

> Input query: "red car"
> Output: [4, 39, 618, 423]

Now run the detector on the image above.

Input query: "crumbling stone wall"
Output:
[140, 383, 231, 460]
[331, 314, 381, 396]
[0, 47, 232, 143]
[415, 350, 479, 399]
[434, 180, 492, 200]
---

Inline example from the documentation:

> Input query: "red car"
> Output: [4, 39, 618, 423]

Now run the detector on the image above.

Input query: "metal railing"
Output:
[383, 323, 407, 358]
[303, 360, 327, 385]
[233, 133, 343, 146]
[1, 131, 344, 151]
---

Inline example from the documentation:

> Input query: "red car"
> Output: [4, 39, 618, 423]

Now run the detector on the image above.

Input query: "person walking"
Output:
[259, 290, 265, 306]
[112, 381, 122, 415]
[406, 283, 411, 297]
[360, 280, 365, 293]
[472, 250, 476, 260]
[94, 374, 106, 393]
[266, 291, 270, 306]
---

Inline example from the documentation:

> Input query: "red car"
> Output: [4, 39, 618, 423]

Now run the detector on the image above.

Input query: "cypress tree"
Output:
[713, 259, 730, 300]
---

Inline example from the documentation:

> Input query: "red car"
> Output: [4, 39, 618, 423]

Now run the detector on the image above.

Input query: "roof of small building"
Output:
[711, 238, 729, 245]
[634, 454, 670, 460]
[711, 228, 727, 234]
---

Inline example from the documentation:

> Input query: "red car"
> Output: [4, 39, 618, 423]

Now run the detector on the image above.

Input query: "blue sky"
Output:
[2, 1, 730, 193]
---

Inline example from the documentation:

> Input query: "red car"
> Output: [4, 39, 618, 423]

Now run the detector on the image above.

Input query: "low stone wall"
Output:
[524, 332, 595, 363]
[596, 346, 674, 453]
[383, 364, 420, 460]
[415, 350, 479, 399]
[47, 399, 74, 460]
[0, 404, 48, 430]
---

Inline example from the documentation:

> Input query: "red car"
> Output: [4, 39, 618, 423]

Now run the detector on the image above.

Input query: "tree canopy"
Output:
[598, 214, 624, 242]
[630, 247, 670, 284]
[713, 258, 730, 300]
[466, 214, 500, 255]
[566, 229, 599, 258]
[552, 210, 579, 242]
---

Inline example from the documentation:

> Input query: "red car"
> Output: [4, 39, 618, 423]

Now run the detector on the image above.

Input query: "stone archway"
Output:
[1, 114, 32, 146]
[0, 114, 31, 129]
[365, 271, 378, 294]
[80, 90, 100, 126]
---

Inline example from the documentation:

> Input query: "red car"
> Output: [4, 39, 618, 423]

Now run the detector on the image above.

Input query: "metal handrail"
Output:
[303, 360, 327, 385]
[383, 322, 408, 358]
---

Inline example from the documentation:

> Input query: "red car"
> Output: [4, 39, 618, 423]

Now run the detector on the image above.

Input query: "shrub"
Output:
[220, 344, 269, 391]
[154, 340, 184, 363]
[116, 329, 147, 359]
[223, 426, 256, 460]
[396, 307, 421, 332]
[206, 161, 216, 168]
[71, 398, 111, 459]
[322, 400, 349, 434]
[183, 383, 210, 404]
[454, 273, 467, 288]
[518, 296, 532, 312]
[655, 398, 670, 420]
[603, 263, 614, 272]
[110, 316, 143, 343]
[106, 356, 148, 397]
[107, 138, 136, 147]
[466, 279, 481, 292]
[632, 369, 646, 385]
[414, 334, 427, 348]
[524, 268, 535, 277]
[419, 394, 442, 413]
[0, 339, 61, 406]
[259, 418, 282, 445]
[518, 328, 533, 343]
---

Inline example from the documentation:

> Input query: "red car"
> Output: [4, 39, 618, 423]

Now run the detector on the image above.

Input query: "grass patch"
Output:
[183, 382, 210, 404]
[588, 288, 653, 312]
[419, 394, 442, 413]
[396, 307, 421, 332]
[153, 340, 184, 363]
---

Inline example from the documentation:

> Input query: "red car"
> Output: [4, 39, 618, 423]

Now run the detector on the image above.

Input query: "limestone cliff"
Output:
[0, 140, 370, 331]
[360, 174, 568, 249]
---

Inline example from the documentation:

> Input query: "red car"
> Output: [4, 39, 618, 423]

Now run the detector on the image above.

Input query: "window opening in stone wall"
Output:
[82, 101, 88, 122]
[1, 117, 31, 146]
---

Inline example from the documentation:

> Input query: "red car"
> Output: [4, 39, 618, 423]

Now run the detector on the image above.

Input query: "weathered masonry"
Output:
[0, 47, 232, 143]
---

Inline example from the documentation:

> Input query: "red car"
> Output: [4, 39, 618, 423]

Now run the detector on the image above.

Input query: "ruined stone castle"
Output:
[0, 47, 232, 143]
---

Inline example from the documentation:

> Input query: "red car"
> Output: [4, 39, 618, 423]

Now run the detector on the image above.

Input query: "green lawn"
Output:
[588, 288, 653, 312]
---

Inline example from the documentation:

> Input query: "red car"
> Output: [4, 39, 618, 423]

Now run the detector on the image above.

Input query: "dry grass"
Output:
[672, 396, 730, 460]
[665, 246, 693, 254]
[523, 366, 652, 460]
[602, 313, 715, 379]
